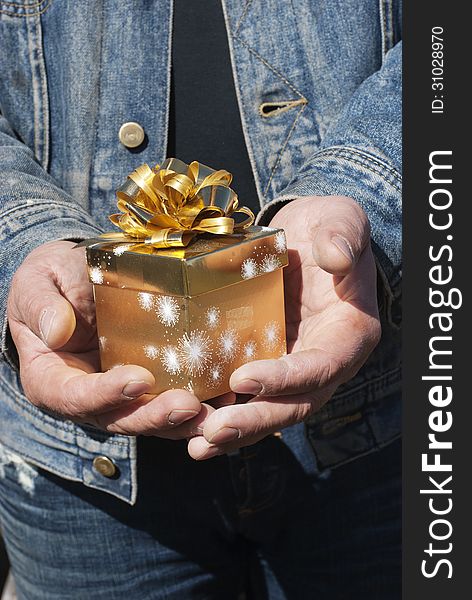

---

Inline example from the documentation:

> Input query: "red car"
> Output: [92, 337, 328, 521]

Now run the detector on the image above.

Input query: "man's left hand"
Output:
[187, 195, 381, 460]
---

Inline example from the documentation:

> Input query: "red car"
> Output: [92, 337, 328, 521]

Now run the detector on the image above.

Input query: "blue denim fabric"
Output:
[0, 1, 402, 505]
[0, 430, 401, 599]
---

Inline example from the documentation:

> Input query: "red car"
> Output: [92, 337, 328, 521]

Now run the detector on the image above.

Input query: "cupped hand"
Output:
[7, 240, 216, 438]
[187, 196, 382, 460]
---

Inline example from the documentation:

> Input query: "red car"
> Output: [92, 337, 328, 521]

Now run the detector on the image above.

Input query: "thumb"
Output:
[311, 196, 371, 276]
[10, 263, 76, 350]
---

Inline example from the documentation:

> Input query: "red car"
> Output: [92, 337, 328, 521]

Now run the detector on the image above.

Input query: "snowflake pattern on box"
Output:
[242, 340, 257, 361]
[144, 344, 159, 360]
[261, 254, 280, 273]
[218, 329, 239, 361]
[138, 292, 154, 312]
[178, 330, 212, 375]
[155, 295, 180, 327]
[159, 345, 181, 374]
[89, 266, 104, 284]
[207, 363, 224, 388]
[274, 231, 287, 254]
[205, 306, 221, 329]
[262, 321, 281, 351]
[241, 258, 258, 280]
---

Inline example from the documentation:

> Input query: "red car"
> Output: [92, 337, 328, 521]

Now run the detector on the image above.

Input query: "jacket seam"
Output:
[0, 202, 101, 231]
[222, 0, 264, 207]
[263, 102, 307, 198]
[35, 12, 50, 170]
[235, 37, 305, 99]
[234, 0, 253, 35]
[87, 2, 105, 214]
[0, 1, 50, 17]
[310, 147, 402, 192]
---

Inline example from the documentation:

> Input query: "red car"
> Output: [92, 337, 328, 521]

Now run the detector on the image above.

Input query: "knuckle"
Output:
[250, 403, 272, 434]
[265, 359, 291, 394]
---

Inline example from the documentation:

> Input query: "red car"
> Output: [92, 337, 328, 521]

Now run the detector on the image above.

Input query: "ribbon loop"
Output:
[101, 158, 255, 249]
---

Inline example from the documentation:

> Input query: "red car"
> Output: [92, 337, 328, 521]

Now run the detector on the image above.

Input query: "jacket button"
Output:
[118, 122, 145, 148]
[92, 456, 117, 478]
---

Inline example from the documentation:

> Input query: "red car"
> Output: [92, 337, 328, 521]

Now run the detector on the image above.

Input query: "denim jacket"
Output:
[0, 0, 402, 503]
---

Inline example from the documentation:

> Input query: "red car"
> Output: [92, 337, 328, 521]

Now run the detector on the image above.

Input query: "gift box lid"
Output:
[85, 226, 288, 297]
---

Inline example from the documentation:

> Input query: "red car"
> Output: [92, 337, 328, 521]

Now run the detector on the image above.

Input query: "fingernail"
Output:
[122, 380, 152, 398]
[331, 235, 354, 262]
[39, 309, 56, 345]
[231, 378, 263, 395]
[208, 427, 240, 444]
[194, 446, 223, 461]
[168, 409, 199, 425]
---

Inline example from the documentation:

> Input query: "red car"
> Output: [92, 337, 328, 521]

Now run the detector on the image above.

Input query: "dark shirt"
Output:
[167, 0, 260, 215]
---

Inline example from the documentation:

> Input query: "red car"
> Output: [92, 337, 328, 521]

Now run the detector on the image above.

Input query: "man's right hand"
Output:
[6, 240, 211, 438]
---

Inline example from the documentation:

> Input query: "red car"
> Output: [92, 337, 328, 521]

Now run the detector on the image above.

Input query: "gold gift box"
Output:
[86, 226, 288, 401]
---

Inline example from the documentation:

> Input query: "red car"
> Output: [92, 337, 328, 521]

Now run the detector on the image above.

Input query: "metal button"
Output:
[92, 456, 117, 478]
[118, 121, 145, 148]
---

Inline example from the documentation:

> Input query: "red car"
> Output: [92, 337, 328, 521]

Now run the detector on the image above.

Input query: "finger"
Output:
[20, 344, 156, 418]
[187, 395, 315, 460]
[10, 262, 77, 349]
[94, 389, 205, 436]
[229, 345, 356, 398]
[154, 402, 216, 440]
[311, 196, 371, 275]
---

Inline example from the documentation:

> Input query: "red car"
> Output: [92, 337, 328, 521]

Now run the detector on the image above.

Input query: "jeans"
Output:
[0, 427, 400, 600]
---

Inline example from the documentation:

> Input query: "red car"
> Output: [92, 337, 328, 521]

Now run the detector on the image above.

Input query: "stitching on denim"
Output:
[0, 202, 101, 229]
[230, 35, 308, 198]
[263, 102, 307, 197]
[319, 147, 401, 183]
[221, 0, 264, 207]
[161, 0, 173, 164]
[235, 37, 305, 99]
[379, 0, 395, 58]
[26, 16, 41, 162]
[309, 431, 401, 472]
[387, 0, 394, 50]
[379, 0, 387, 57]
[1, 0, 45, 7]
[0, 0, 50, 18]
[234, 0, 253, 35]
[88, 2, 105, 214]
[312, 147, 402, 191]
[36, 13, 49, 170]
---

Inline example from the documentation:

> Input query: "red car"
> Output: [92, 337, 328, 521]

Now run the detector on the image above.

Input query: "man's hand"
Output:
[7, 241, 213, 437]
[187, 196, 381, 460]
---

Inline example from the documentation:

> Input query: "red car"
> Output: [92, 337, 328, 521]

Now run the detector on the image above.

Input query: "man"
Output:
[0, 1, 402, 598]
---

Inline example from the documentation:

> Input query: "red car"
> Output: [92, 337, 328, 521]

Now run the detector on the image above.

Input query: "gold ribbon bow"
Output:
[98, 158, 255, 249]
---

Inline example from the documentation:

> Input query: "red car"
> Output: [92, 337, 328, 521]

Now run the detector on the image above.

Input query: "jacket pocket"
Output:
[306, 367, 401, 471]
[0, 364, 137, 504]
[305, 267, 402, 470]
